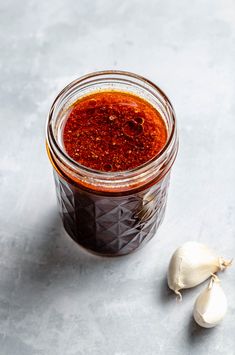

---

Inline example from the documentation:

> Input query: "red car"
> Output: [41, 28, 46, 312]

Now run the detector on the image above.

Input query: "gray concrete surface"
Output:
[0, 0, 235, 354]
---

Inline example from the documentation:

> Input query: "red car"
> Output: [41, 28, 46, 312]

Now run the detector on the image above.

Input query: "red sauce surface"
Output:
[63, 91, 167, 172]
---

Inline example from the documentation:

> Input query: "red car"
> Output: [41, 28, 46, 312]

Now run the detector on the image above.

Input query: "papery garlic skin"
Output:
[167, 241, 231, 297]
[193, 275, 227, 328]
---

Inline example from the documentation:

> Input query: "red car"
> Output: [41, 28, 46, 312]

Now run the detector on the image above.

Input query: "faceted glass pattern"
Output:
[54, 171, 170, 256]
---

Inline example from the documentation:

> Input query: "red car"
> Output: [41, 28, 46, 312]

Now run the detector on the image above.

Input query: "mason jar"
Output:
[46, 70, 178, 256]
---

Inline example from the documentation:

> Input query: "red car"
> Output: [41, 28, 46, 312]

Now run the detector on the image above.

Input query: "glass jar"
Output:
[46, 70, 178, 256]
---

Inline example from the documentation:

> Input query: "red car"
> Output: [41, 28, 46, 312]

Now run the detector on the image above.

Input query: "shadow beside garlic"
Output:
[158, 275, 199, 307]
[158, 275, 175, 304]
[187, 315, 218, 344]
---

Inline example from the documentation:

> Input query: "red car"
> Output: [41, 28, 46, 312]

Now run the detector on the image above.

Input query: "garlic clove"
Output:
[167, 241, 231, 298]
[193, 274, 227, 328]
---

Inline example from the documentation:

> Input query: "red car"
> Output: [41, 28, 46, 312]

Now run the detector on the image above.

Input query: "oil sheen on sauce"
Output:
[62, 91, 167, 172]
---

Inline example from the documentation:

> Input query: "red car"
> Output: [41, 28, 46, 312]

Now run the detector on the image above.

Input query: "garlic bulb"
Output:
[167, 241, 231, 299]
[193, 274, 227, 328]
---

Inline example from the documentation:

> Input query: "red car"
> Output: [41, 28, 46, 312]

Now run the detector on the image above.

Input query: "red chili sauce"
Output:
[63, 91, 167, 172]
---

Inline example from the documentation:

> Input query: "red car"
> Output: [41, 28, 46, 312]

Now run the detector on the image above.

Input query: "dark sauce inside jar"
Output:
[53, 91, 169, 256]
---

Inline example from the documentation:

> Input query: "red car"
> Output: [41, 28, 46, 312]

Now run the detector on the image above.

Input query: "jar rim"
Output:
[46, 70, 178, 188]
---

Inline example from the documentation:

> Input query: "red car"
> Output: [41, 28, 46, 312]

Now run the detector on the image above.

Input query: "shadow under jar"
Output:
[46, 71, 178, 256]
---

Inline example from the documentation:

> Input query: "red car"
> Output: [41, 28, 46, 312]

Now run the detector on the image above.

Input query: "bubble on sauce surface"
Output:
[134, 116, 144, 125]
[103, 163, 112, 171]
[88, 99, 97, 107]
[108, 115, 117, 121]
[122, 120, 143, 138]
